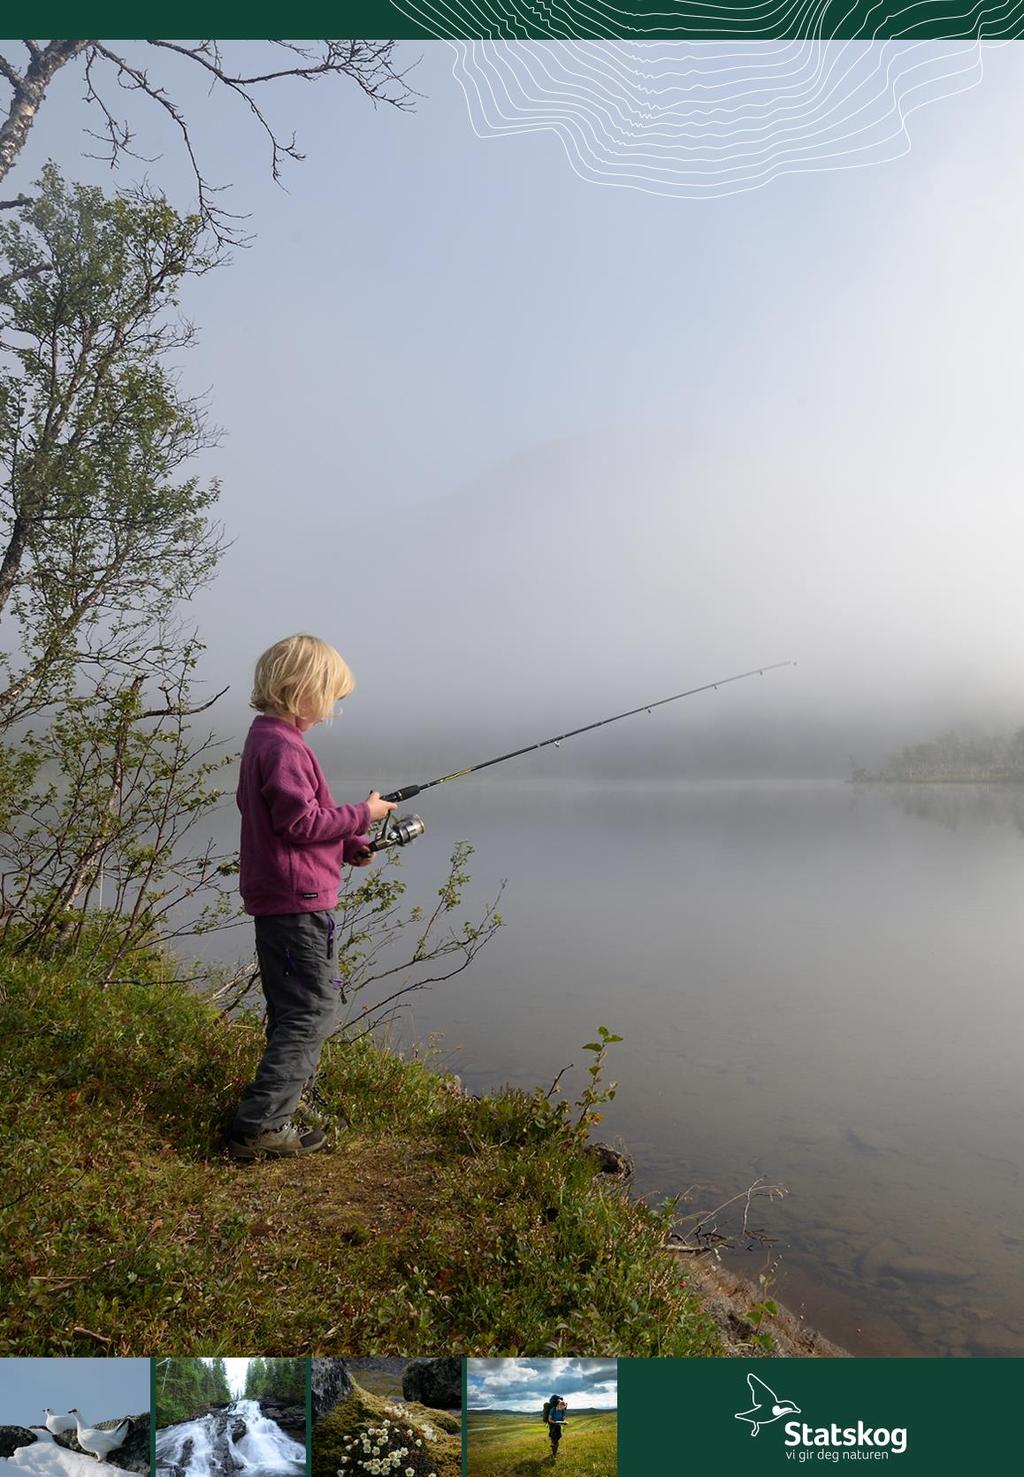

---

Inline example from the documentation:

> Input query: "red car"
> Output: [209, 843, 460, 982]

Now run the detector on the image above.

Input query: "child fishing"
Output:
[227, 633, 396, 1161]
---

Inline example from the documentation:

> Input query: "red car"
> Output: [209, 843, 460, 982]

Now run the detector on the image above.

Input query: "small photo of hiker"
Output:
[466, 1360, 617, 1477]
[543, 1398, 567, 1458]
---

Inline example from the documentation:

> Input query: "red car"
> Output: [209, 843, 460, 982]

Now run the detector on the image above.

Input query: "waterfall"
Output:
[156, 1414, 216, 1477]
[156, 1400, 304, 1477]
[229, 1402, 305, 1472]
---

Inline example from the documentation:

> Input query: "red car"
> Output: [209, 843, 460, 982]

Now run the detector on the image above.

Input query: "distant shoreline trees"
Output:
[851, 728, 1024, 783]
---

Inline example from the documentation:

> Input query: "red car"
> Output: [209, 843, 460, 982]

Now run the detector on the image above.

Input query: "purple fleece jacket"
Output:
[237, 714, 372, 916]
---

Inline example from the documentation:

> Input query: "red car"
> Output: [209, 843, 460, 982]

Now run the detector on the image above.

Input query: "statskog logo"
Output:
[735, 1374, 801, 1437]
[734, 1373, 909, 1459]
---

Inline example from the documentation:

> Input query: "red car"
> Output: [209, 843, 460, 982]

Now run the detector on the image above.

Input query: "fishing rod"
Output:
[370, 660, 795, 850]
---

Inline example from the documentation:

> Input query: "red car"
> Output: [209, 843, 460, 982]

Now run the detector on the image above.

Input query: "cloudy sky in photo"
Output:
[466, 1359, 617, 1410]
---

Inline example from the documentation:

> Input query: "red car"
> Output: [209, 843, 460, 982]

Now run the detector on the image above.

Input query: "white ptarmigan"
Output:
[41, 1416, 76, 1439]
[65, 1416, 130, 1462]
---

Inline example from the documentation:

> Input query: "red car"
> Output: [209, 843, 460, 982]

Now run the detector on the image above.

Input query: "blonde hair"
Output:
[251, 634, 355, 724]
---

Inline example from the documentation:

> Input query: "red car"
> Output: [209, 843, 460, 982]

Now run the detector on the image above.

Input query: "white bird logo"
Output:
[734, 1373, 800, 1437]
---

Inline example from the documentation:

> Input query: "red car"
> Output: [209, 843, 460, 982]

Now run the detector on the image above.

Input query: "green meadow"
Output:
[467, 1410, 617, 1477]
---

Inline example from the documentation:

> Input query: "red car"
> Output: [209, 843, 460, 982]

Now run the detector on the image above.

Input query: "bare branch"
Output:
[137, 684, 229, 720]
[666, 1177, 788, 1256]
[1, 39, 416, 243]
[0, 55, 23, 90]
[0, 261, 46, 291]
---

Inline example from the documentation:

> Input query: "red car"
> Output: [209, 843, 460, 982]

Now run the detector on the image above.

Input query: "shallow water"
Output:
[196, 777, 1024, 1357]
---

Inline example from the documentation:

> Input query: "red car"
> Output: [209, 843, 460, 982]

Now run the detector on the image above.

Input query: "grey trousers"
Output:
[231, 909, 342, 1136]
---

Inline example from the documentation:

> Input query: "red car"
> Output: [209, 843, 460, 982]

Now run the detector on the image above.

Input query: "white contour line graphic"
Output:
[388, 0, 1022, 198]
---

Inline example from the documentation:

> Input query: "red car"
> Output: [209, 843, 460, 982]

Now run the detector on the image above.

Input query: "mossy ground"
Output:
[0, 950, 722, 1356]
[313, 1384, 460, 1477]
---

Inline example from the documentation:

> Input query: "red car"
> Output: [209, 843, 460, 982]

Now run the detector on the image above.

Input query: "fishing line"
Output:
[371, 660, 795, 849]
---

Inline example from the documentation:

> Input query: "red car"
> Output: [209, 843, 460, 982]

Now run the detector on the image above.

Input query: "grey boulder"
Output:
[311, 1361, 352, 1425]
[0, 1429, 38, 1459]
[401, 1359, 461, 1411]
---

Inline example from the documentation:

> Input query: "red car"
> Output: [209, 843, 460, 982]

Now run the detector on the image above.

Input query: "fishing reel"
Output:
[370, 810, 426, 851]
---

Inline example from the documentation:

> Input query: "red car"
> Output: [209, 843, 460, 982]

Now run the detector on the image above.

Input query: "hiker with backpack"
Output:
[543, 1397, 568, 1458]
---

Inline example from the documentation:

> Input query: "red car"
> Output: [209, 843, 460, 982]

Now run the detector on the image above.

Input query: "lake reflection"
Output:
[194, 777, 1024, 1357]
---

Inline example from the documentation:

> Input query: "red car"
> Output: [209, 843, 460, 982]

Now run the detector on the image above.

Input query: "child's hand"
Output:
[350, 845, 375, 867]
[366, 790, 398, 823]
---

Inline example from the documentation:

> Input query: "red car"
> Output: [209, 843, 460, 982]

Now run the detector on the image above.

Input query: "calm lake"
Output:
[191, 777, 1024, 1357]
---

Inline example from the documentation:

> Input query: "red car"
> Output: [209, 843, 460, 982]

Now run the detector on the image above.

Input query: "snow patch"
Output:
[1, 1432, 123, 1477]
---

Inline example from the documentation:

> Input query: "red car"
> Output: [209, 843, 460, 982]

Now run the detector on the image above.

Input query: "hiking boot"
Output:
[227, 1120, 329, 1160]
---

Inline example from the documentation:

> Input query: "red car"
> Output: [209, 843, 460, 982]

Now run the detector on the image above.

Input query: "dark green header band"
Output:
[17, 2, 1024, 42]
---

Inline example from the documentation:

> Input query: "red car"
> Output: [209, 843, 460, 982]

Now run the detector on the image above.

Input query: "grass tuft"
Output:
[0, 949, 721, 1356]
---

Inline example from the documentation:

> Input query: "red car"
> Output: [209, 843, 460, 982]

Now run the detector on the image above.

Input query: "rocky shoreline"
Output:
[682, 1259, 848, 1357]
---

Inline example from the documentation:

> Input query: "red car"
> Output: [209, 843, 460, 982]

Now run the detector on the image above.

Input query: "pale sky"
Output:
[7, 40, 1024, 774]
[0, 1359, 150, 1426]
[218, 1359, 249, 1397]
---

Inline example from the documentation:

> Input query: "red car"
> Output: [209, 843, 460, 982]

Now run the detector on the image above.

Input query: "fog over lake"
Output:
[189, 759, 1024, 1358]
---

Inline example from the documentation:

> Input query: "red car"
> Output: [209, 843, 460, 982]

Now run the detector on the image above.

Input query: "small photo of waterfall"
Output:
[311, 1360, 461, 1477]
[156, 1361, 307, 1477]
[0, 1358, 151, 1477]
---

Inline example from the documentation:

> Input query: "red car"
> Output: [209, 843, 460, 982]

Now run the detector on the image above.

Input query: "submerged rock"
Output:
[876, 1253, 974, 1287]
